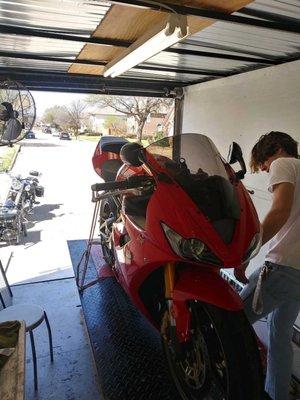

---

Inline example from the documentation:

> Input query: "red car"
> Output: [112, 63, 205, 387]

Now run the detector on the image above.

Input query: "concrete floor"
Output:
[0, 131, 103, 399]
[11, 278, 102, 400]
[0, 131, 98, 284]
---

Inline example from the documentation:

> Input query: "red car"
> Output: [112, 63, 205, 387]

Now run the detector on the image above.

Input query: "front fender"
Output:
[172, 267, 243, 342]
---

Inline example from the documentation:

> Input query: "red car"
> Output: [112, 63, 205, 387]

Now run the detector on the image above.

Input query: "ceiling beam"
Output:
[0, 67, 183, 86]
[0, 24, 131, 47]
[238, 7, 300, 25]
[166, 48, 275, 64]
[108, 1, 300, 34]
[0, 67, 185, 94]
[26, 87, 169, 97]
[0, 25, 282, 65]
[0, 50, 227, 77]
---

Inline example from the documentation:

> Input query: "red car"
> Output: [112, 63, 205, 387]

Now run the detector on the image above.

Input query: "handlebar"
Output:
[91, 175, 154, 192]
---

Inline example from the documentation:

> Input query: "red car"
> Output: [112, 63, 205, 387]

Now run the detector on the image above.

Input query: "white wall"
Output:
[182, 60, 300, 273]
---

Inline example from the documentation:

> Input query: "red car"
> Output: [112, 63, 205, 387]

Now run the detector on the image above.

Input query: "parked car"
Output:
[26, 131, 36, 139]
[52, 129, 60, 137]
[59, 132, 71, 140]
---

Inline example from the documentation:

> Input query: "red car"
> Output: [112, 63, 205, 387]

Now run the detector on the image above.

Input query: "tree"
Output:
[103, 115, 127, 136]
[64, 100, 87, 139]
[42, 105, 68, 128]
[86, 95, 173, 142]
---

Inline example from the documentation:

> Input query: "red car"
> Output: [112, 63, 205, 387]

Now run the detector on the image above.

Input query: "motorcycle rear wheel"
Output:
[162, 302, 264, 400]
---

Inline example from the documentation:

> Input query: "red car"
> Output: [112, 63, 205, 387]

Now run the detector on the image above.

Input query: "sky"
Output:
[32, 91, 89, 118]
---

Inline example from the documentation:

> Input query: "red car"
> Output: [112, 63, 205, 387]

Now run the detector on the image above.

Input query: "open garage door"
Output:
[0, 0, 299, 97]
[0, 1, 299, 399]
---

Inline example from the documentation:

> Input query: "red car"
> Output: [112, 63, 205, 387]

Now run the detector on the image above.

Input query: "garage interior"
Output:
[0, 0, 300, 399]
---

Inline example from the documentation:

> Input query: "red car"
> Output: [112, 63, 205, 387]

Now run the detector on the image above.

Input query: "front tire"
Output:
[162, 302, 264, 400]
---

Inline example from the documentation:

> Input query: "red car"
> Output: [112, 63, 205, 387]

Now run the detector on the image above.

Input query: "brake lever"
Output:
[92, 188, 142, 203]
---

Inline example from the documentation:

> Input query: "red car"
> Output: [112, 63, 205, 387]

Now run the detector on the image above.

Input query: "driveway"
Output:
[0, 131, 100, 284]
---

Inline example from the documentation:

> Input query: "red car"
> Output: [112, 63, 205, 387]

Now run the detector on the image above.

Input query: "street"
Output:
[0, 131, 100, 285]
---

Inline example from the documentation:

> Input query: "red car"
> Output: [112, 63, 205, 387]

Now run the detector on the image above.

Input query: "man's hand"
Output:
[234, 264, 249, 284]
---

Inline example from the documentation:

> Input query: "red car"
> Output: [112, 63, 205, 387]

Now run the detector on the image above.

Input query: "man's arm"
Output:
[261, 181, 294, 245]
[234, 181, 294, 284]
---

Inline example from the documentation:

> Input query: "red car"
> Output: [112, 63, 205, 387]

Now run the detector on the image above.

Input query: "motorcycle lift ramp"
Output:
[69, 239, 300, 400]
[68, 239, 182, 400]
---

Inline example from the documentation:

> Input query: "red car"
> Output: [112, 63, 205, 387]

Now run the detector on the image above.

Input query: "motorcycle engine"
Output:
[0, 207, 18, 220]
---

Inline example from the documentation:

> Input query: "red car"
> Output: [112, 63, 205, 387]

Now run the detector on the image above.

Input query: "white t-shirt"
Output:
[265, 157, 300, 269]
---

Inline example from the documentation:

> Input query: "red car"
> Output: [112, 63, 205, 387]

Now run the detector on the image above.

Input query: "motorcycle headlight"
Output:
[181, 239, 205, 261]
[161, 223, 205, 261]
[244, 227, 262, 263]
[24, 184, 31, 192]
[11, 179, 22, 191]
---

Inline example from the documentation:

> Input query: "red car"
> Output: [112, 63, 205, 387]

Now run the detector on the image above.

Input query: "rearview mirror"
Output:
[120, 142, 144, 167]
[227, 142, 246, 179]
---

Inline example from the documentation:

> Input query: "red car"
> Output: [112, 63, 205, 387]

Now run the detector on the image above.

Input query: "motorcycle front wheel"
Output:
[162, 302, 264, 400]
[99, 197, 118, 265]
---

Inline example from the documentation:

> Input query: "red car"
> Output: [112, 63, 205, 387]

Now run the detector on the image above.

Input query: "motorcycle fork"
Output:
[163, 264, 191, 357]
[164, 262, 175, 300]
[162, 263, 177, 340]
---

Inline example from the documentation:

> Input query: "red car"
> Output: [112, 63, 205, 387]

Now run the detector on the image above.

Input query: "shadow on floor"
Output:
[28, 203, 64, 223]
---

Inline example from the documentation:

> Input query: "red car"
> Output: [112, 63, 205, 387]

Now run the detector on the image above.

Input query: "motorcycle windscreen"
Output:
[146, 134, 240, 243]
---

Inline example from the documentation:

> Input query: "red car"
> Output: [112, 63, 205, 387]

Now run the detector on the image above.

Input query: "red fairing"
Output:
[94, 134, 261, 344]
[172, 267, 243, 342]
[111, 177, 259, 328]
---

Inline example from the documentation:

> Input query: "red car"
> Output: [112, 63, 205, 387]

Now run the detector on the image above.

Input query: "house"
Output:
[127, 112, 168, 138]
[161, 107, 174, 137]
[88, 107, 127, 135]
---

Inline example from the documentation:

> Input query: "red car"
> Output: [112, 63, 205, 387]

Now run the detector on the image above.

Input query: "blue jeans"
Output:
[240, 262, 300, 400]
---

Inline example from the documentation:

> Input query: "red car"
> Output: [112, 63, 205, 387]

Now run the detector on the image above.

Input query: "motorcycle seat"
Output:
[101, 159, 124, 182]
[99, 136, 128, 154]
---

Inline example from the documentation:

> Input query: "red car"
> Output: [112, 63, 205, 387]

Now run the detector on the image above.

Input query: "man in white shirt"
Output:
[235, 131, 300, 400]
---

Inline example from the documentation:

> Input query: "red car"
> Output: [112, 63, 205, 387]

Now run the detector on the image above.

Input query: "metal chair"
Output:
[0, 259, 54, 390]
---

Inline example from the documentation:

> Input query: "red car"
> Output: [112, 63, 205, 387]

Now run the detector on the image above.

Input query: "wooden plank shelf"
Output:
[0, 321, 26, 400]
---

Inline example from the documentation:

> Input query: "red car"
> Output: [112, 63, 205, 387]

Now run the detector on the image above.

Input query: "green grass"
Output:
[78, 135, 100, 142]
[126, 138, 150, 147]
[0, 145, 19, 172]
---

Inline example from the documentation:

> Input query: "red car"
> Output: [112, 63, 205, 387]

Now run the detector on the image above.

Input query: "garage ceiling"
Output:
[0, 0, 299, 97]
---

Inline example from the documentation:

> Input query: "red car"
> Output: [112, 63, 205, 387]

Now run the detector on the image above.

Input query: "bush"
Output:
[84, 131, 99, 137]
[125, 133, 137, 139]
[154, 131, 165, 141]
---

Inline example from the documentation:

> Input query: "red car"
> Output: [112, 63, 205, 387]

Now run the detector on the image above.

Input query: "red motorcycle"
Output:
[92, 134, 264, 400]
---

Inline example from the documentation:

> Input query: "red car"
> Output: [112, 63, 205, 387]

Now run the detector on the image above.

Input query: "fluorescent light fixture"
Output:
[104, 14, 188, 78]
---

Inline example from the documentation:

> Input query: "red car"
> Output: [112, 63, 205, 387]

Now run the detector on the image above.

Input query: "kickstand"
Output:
[76, 200, 102, 293]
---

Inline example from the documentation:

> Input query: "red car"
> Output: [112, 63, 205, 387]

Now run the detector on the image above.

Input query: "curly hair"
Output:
[250, 131, 298, 173]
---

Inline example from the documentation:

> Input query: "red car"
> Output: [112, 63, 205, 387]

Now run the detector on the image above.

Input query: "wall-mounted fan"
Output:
[0, 80, 36, 146]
